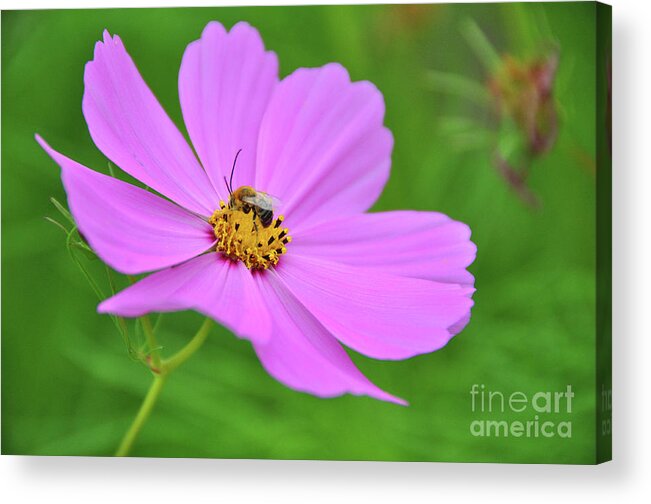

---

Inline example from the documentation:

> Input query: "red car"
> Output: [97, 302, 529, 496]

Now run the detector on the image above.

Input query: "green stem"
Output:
[141, 316, 161, 370]
[115, 318, 213, 456]
[115, 374, 166, 457]
[461, 18, 502, 73]
[163, 318, 213, 374]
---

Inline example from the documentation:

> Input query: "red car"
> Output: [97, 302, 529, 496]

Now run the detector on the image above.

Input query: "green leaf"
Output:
[426, 70, 492, 107]
[44, 216, 71, 235]
[50, 196, 75, 226]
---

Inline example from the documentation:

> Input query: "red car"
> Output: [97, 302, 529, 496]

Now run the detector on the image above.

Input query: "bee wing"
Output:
[242, 192, 281, 211]
[265, 193, 283, 209]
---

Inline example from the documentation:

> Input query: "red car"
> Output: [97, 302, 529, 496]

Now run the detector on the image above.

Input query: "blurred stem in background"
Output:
[46, 199, 214, 456]
[427, 17, 561, 209]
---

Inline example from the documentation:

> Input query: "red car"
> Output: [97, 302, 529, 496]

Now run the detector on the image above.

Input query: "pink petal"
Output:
[36, 135, 216, 275]
[179, 22, 278, 199]
[291, 211, 476, 286]
[98, 253, 272, 344]
[275, 254, 475, 360]
[255, 63, 393, 228]
[253, 272, 406, 405]
[83, 30, 218, 216]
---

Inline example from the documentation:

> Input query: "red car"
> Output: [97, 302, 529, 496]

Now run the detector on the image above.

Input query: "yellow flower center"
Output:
[209, 202, 291, 270]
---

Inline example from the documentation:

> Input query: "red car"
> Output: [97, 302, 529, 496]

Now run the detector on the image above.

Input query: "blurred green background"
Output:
[2, 2, 599, 462]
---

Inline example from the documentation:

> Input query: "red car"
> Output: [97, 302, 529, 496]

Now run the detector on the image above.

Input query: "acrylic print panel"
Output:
[1, 2, 610, 463]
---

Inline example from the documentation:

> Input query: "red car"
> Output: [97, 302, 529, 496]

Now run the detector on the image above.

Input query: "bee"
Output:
[224, 149, 279, 228]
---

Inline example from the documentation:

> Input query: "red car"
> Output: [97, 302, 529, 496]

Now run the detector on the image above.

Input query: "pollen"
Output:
[209, 202, 292, 270]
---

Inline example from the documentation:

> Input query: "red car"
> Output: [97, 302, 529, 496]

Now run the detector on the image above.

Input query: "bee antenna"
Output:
[225, 148, 242, 195]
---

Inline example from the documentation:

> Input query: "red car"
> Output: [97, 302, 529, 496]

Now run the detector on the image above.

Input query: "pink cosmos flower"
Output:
[37, 21, 476, 405]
